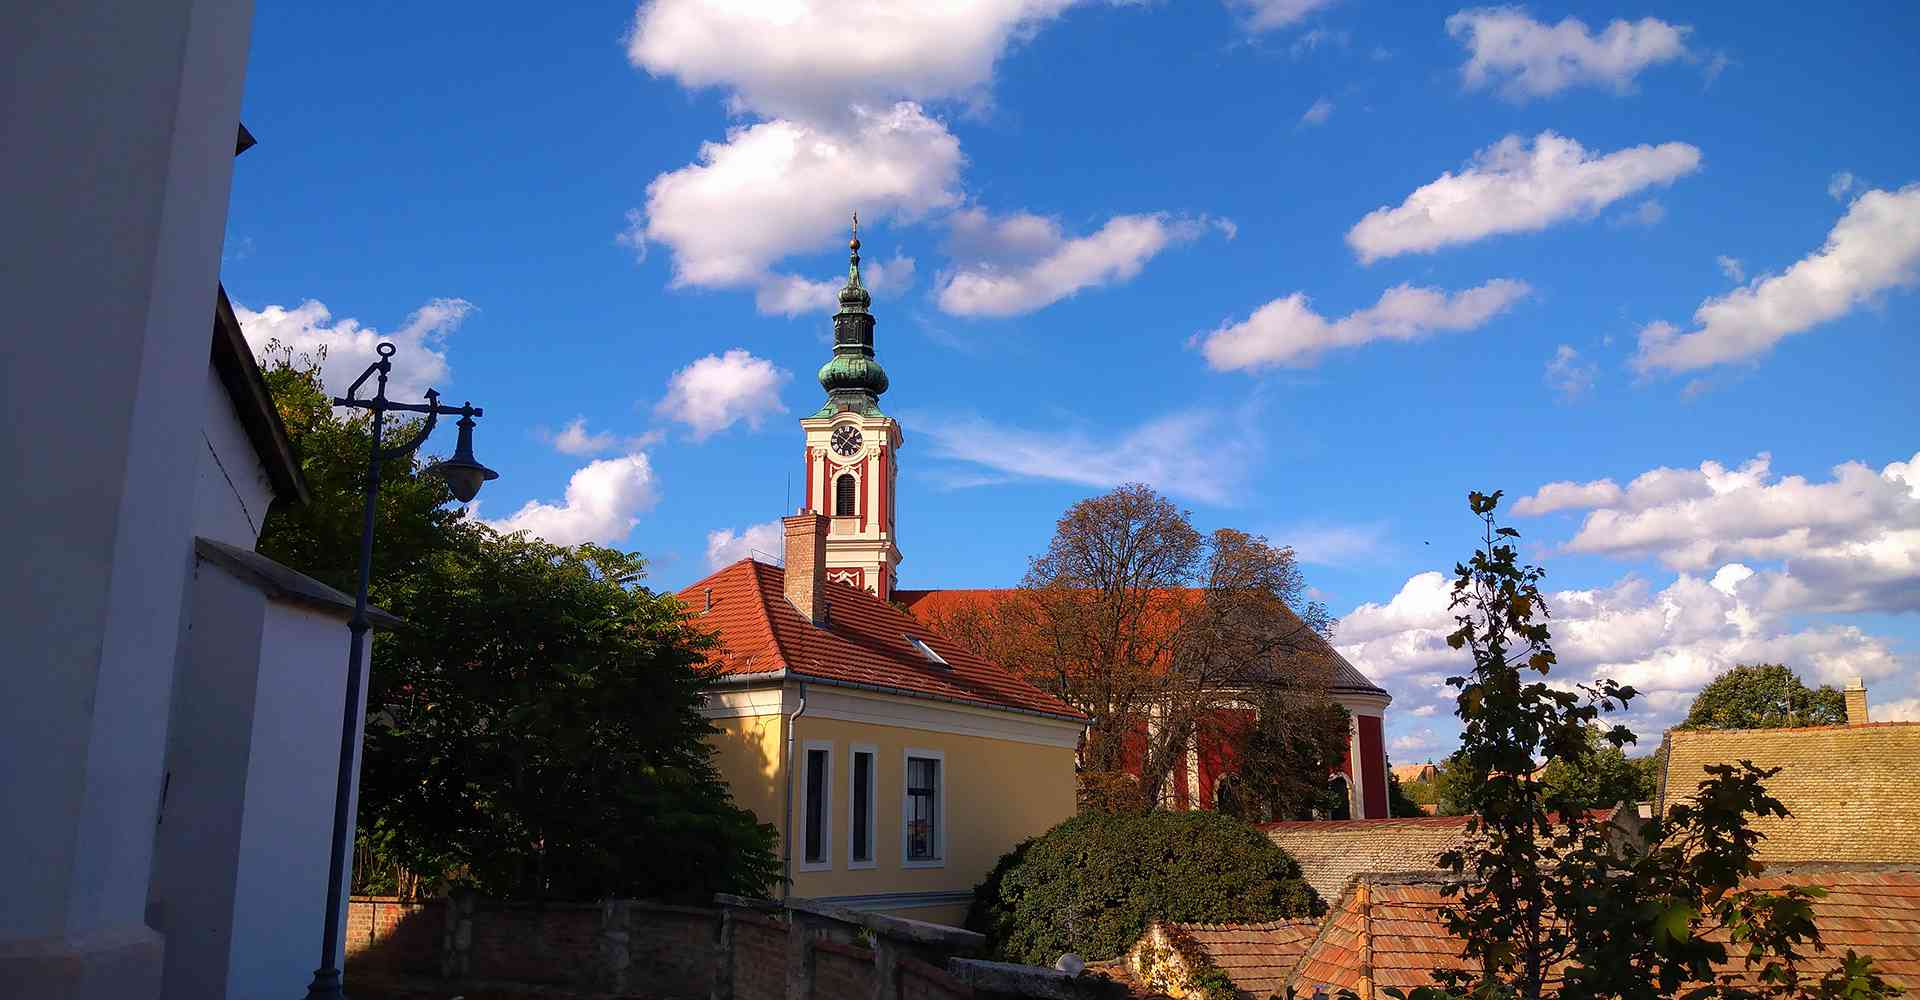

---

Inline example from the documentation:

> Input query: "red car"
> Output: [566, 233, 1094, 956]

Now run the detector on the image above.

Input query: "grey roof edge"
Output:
[212, 285, 309, 505]
[195, 537, 402, 629]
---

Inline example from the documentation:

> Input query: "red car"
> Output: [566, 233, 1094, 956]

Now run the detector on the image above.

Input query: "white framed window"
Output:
[799, 740, 833, 871]
[901, 748, 946, 868]
[848, 744, 878, 869]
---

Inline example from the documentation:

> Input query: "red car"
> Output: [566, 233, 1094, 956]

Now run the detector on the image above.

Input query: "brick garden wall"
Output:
[730, 912, 788, 1000]
[345, 893, 1115, 999]
[813, 940, 877, 999]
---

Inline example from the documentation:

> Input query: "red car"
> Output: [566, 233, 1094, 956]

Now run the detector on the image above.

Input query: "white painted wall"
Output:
[148, 559, 364, 1000]
[195, 364, 277, 546]
[0, 1, 254, 995]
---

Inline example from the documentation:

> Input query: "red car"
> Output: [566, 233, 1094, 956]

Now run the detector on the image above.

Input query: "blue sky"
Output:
[224, 1, 1919, 759]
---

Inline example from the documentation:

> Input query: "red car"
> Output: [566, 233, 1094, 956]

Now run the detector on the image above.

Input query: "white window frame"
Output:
[848, 743, 878, 870]
[900, 747, 947, 869]
[798, 739, 834, 872]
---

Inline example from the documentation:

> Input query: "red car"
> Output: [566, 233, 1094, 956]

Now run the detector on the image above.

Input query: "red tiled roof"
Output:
[1167, 920, 1321, 998]
[677, 560, 1085, 721]
[1286, 866, 1920, 996]
[894, 587, 1389, 698]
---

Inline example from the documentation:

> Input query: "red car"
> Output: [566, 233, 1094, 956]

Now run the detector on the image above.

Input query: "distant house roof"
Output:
[1659, 722, 1920, 863]
[893, 587, 1389, 701]
[676, 561, 1086, 722]
[1165, 920, 1321, 998]
[1285, 866, 1920, 996]
[1392, 762, 1438, 783]
[1262, 817, 1471, 904]
[211, 284, 306, 504]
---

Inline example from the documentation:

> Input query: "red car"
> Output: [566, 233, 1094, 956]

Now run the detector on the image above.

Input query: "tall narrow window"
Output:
[802, 744, 831, 868]
[835, 474, 857, 516]
[850, 748, 875, 866]
[904, 754, 942, 863]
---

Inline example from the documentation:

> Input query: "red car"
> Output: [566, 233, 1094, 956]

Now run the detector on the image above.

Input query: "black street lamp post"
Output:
[304, 342, 496, 1000]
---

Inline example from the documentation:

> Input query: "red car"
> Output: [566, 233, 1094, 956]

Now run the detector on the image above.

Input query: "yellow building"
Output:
[679, 520, 1084, 926]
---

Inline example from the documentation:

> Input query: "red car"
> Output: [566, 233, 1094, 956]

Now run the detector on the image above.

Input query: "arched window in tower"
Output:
[835, 474, 857, 516]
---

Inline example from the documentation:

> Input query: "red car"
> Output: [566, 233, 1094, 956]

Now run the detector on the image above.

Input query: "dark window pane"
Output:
[835, 475, 857, 515]
[805, 749, 827, 862]
[853, 753, 872, 861]
[906, 757, 939, 861]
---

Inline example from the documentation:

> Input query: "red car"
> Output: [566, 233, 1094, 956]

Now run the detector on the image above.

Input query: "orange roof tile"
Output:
[677, 560, 1085, 721]
[894, 587, 1388, 699]
[1285, 866, 1920, 996]
[1167, 920, 1321, 998]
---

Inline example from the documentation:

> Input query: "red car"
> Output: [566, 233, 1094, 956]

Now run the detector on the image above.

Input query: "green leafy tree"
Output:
[967, 810, 1317, 965]
[1681, 664, 1849, 731]
[1537, 727, 1656, 812]
[1431, 751, 1476, 816]
[1380, 491, 1902, 1000]
[257, 347, 777, 902]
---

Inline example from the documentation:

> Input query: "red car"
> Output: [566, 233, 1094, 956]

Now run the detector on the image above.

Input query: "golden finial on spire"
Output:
[850, 211, 860, 252]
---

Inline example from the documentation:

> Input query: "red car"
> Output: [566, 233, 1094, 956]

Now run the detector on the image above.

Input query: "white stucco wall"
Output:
[148, 559, 364, 1000]
[195, 363, 277, 546]
[0, 2, 255, 995]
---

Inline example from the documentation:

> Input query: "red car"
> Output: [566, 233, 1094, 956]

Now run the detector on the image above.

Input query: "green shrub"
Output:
[965, 810, 1318, 965]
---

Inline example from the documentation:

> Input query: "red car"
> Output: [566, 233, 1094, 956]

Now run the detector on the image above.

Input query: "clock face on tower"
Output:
[830, 425, 863, 457]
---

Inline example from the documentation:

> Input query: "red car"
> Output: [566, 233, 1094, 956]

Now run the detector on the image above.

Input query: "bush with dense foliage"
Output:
[966, 810, 1317, 965]
[1681, 663, 1848, 730]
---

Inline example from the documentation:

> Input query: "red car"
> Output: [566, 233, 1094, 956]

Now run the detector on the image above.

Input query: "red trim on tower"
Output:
[875, 447, 887, 536]
[859, 455, 870, 530]
[875, 564, 888, 601]
[1358, 714, 1388, 819]
[803, 447, 813, 514]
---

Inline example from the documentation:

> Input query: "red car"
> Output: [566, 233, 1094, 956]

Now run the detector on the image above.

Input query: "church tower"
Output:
[798, 217, 902, 600]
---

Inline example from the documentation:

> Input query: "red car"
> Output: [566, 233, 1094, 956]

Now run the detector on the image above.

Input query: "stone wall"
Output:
[345, 892, 1122, 999]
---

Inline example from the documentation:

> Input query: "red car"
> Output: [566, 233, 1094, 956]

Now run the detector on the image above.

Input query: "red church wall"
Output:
[1357, 714, 1388, 819]
[1196, 708, 1254, 809]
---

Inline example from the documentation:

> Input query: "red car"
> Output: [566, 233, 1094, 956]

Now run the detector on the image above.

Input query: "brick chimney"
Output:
[1845, 677, 1869, 726]
[783, 512, 829, 627]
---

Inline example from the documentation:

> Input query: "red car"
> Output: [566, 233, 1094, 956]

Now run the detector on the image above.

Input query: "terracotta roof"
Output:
[1167, 920, 1321, 998]
[1285, 866, 1920, 996]
[893, 587, 1389, 699]
[1659, 723, 1920, 863]
[1260, 818, 1471, 905]
[1287, 876, 1474, 996]
[1704, 865, 1920, 989]
[677, 561, 1085, 721]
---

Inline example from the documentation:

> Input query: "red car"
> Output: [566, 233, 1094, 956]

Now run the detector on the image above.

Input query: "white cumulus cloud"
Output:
[656, 350, 791, 441]
[627, 0, 1089, 120]
[237, 296, 474, 403]
[754, 252, 917, 317]
[1197, 279, 1530, 370]
[1337, 566, 1908, 739]
[1633, 183, 1920, 373]
[936, 212, 1214, 317]
[1346, 132, 1702, 263]
[1513, 478, 1625, 516]
[706, 519, 787, 569]
[482, 453, 658, 546]
[625, 105, 961, 311]
[1446, 8, 1691, 101]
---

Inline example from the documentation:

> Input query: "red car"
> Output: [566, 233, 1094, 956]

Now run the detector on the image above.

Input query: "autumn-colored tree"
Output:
[923, 484, 1338, 809]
